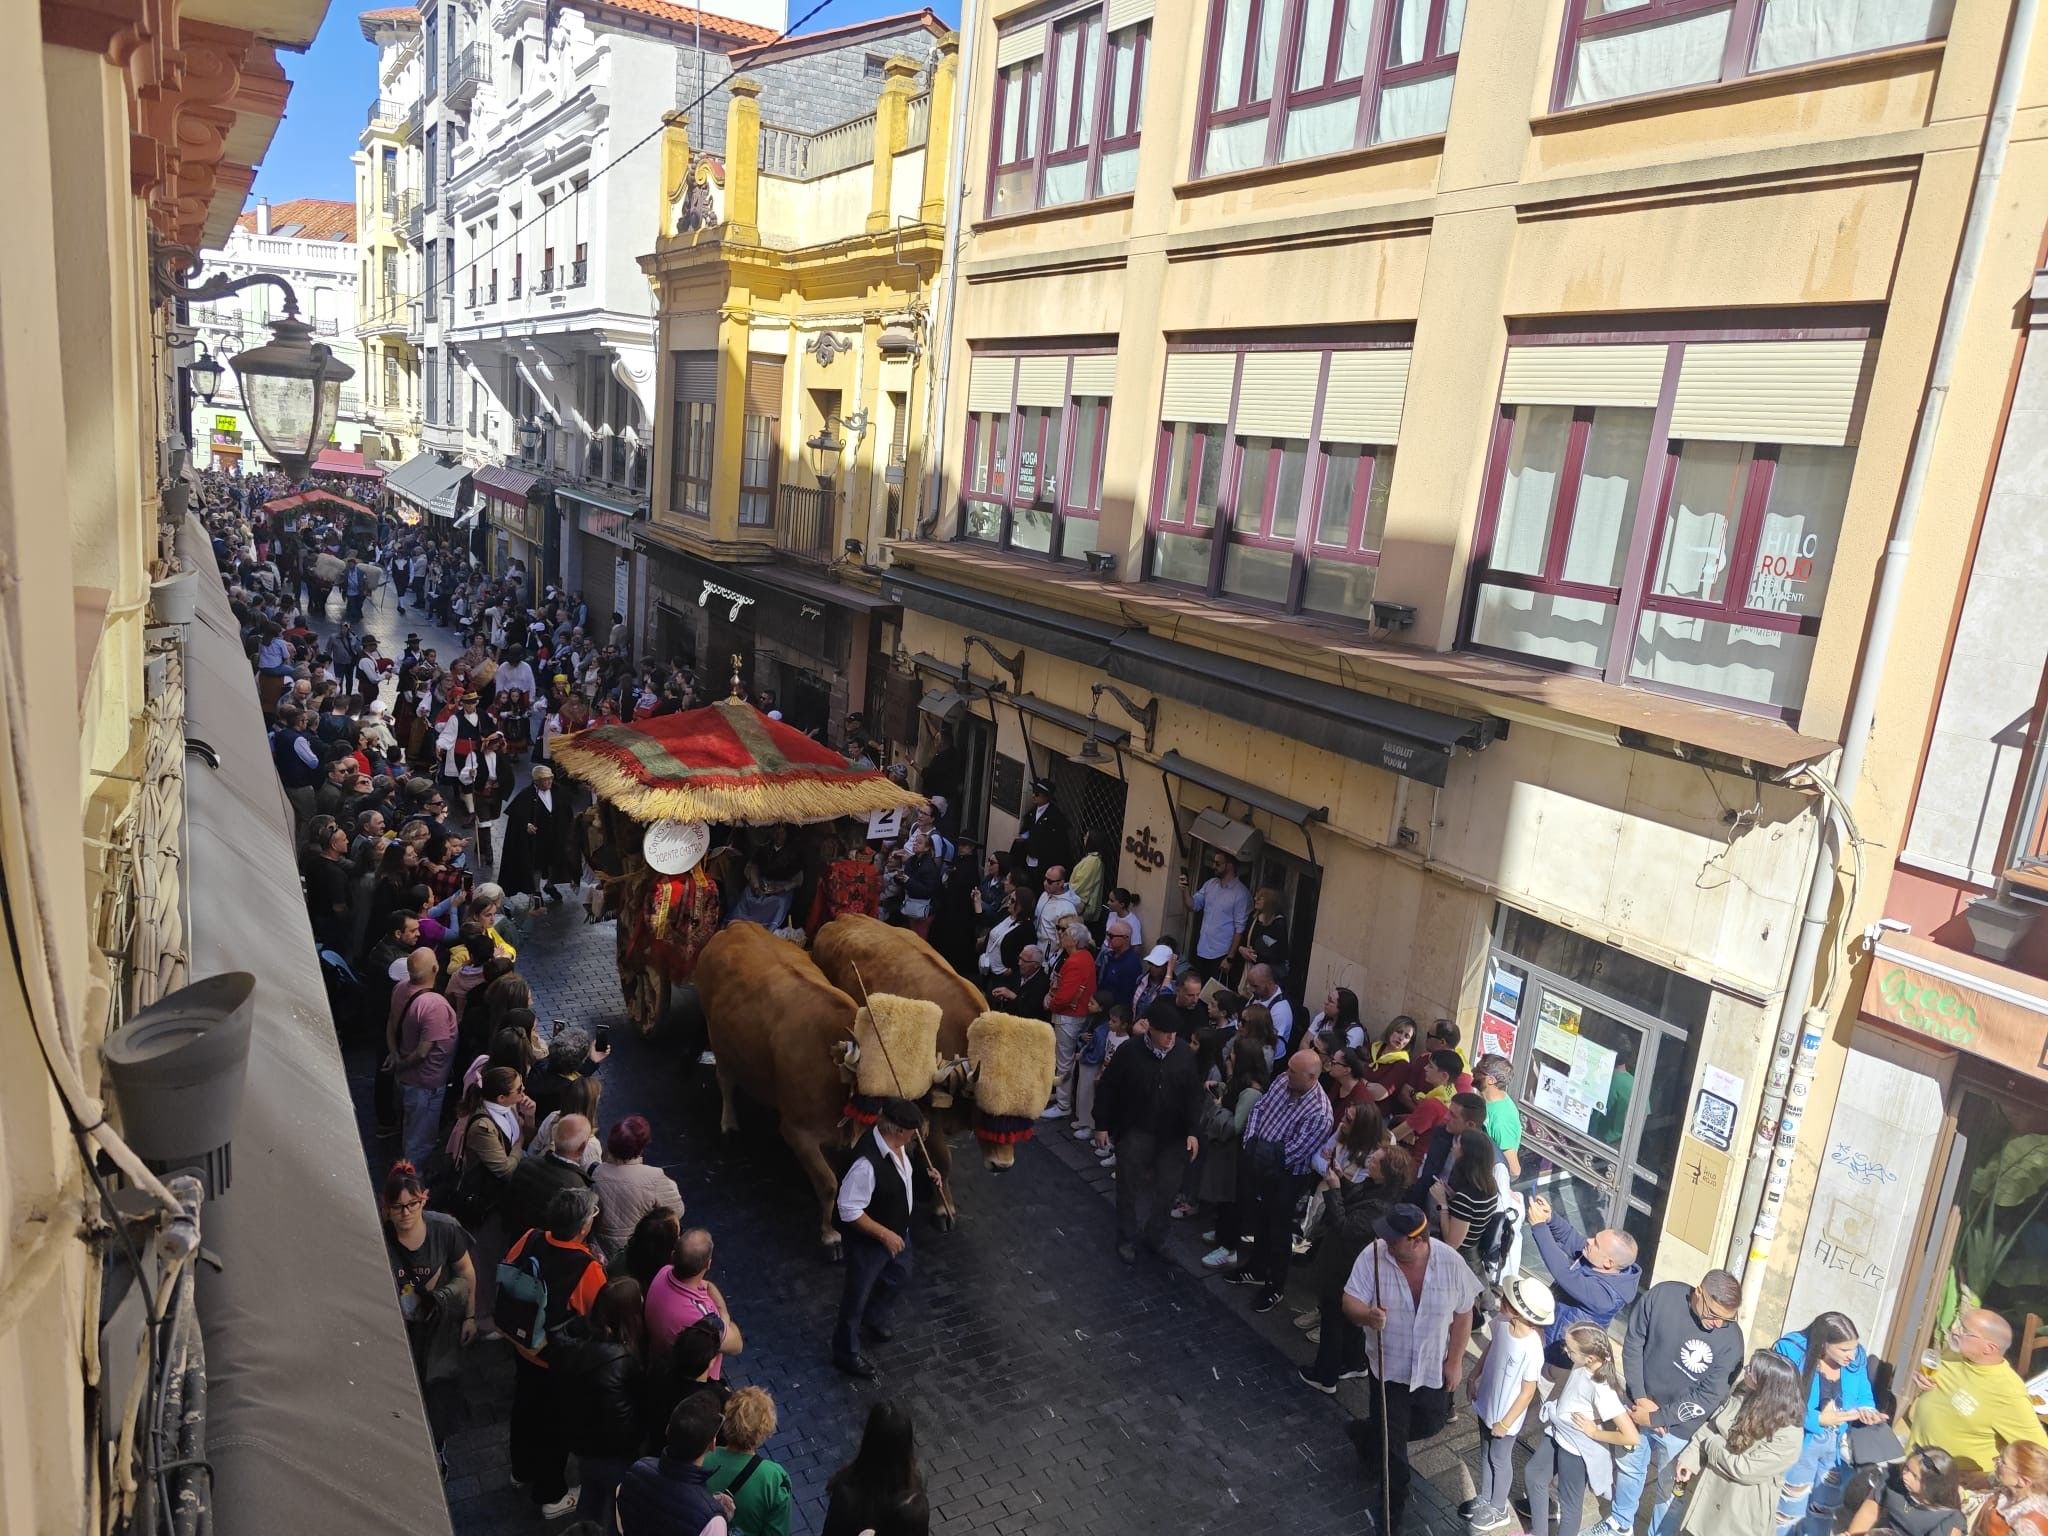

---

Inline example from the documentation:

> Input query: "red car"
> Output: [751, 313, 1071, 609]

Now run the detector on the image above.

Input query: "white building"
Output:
[190, 198, 369, 472]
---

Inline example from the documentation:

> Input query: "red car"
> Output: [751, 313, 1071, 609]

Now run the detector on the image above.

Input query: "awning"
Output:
[384, 453, 471, 520]
[558, 483, 644, 518]
[1160, 748, 1329, 830]
[578, 508, 636, 545]
[1861, 931, 2048, 1079]
[473, 464, 547, 503]
[1006, 689, 1129, 747]
[175, 520, 450, 1536]
[309, 448, 384, 480]
[261, 490, 373, 519]
[882, 566, 1123, 667]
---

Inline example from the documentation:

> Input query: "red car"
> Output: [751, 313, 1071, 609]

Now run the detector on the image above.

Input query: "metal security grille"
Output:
[1049, 758, 1127, 885]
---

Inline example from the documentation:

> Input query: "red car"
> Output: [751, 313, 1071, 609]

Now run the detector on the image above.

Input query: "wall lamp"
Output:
[1085, 682, 1157, 754]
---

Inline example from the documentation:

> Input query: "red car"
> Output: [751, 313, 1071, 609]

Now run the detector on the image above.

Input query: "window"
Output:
[509, 40, 525, 97]
[1194, 0, 1461, 179]
[424, 246, 438, 322]
[1555, 0, 1953, 112]
[1464, 332, 1875, 716]
[670, 352, 716, 518]
[988, 1, 1152, 217]
[958, 351, 1115, 559]
[865, 52, 888, 79]
[1147, 344, 1406, 619]
[741, 356, 782, 527]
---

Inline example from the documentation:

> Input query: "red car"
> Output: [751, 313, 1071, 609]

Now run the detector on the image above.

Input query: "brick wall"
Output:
[674, 24, 939, 158]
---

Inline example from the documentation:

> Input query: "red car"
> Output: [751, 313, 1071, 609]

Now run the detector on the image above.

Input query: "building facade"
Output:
[356, 4, 428, 466]
[192, 196, 370, 471]
[636, 13, 953, 731]
[894, 0, 2048, 1335]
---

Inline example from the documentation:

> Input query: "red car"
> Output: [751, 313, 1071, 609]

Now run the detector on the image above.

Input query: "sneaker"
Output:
[1040, 1104, 1067, 1119]
[539, 1489, 581, 1519]
[1459, 1499, 1479, 1519]
[1292, 1309, 1319, 1331]
[1071, 1125, 1095, 1140]
[1339, 1366, 1372, 1381]
[1225, 1269, 1264, 1287]
[1469, 1503, 1513, 1533]
[1291, 1233, 1314, 1256]
[1586, 1522, 1629, 1536]
[1098, 1154, 1115, 1168]
[1297, 1367, 1338, 1395]
[1253, 1289, 1283, 1313]
[1170, 1200, 1197, 1219]
[1201, 1230, 1219, 1245]
[1200, 1246, 1238, 1269]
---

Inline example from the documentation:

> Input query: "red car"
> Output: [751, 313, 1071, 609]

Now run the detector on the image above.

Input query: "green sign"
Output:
[1876, 964, 1980, 1047]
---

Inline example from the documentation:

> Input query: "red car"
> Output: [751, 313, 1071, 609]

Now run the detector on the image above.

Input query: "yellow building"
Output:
[889, 0, 2048, 1333]
[3, 5, 443, 1533]
[355, 4, 427, 464]
[639, 27, 955, 730]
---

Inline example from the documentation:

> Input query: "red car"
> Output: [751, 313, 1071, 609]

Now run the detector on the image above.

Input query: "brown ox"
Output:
[694, 921, 957, 1255]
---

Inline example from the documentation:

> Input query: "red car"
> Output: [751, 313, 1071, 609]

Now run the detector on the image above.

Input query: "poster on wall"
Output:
[1481, 962, 1523, 1058]
[1532, 1064, 1597, 1133]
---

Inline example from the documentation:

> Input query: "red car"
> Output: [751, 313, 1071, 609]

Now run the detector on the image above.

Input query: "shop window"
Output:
[1147, 343, 1406, 621]
[988, 1, 1151, 217]
[957, 350, 1115, 558]
[1554, 0, 1954, 113]
[1464, 331, 1873, 719]
[1195, 0, 1462, 180]
[669, 351, 716, 518]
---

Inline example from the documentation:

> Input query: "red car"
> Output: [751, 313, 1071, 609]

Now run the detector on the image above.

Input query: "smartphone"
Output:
[594, 1024, 611, 1053]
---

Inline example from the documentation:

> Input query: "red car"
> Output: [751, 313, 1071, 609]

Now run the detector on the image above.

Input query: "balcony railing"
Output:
[400, 190, 423, 244]
[537, 268, 556, 294]
[486, 276, 498, 303]
[759, 96, 929, 182]
[401, 99, 423, 143]
[509, 275, 523, 300]
[571, 258, 587, 287]
[367, 97, 403, 129]
[446, 42, 489, 106]
[775, 484, 837, 564]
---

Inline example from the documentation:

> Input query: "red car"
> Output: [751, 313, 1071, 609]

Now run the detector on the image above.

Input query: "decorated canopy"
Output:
[551, 697, 924, 826]
[262, 490, 374, 520]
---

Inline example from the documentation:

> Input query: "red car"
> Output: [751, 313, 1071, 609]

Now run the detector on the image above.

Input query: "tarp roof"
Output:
[177, 518, 451, 1536]
[310, 448, 384, 479]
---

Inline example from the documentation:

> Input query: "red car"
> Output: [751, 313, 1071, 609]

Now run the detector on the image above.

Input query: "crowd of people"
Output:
[204, 469, 2048, 1535]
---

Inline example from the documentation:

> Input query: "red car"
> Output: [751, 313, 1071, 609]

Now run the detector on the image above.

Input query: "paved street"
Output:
[339, 585, 1477, 1536]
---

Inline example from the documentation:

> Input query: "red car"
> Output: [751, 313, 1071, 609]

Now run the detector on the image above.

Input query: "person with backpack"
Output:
[703, 1387, 793, 1536]
[498, 1185, 607, 1519]
[616, 1392, 734, 1536]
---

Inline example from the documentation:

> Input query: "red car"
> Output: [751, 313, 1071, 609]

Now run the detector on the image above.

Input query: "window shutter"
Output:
[1669, 339, 1870, 447]
[1070, 353, 1117, 397]
[1106, 0, 1154, 29]
[1160, 353, 1235, 425]
[966, 354, 1016, 413]
[1319, 350, 1411, 444]
[744, 356, 783, 418]
[889, 392, 909, 460]
[995, 22, 1047, 67]
[676, 353, 717, 403]
[1233, 352, 1322, 438]
[1501, 344, 1666, 407]
[1016, 355, 1069, 407]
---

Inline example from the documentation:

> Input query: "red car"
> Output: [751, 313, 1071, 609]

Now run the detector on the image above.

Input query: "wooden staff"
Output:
[847, 959, 949, 1208]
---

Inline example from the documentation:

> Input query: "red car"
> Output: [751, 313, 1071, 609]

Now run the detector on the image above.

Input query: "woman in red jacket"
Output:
[1045, 917, 1099, 1118]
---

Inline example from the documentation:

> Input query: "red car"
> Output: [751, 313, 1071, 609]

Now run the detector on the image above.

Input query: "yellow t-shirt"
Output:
[1907, 1355, 2048, 1469]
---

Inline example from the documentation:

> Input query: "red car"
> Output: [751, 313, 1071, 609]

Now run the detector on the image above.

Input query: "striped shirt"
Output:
[1242, 1082, 1335, 1175]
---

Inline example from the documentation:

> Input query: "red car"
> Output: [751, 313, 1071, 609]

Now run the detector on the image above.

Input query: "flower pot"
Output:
[150, 567, 199, 625]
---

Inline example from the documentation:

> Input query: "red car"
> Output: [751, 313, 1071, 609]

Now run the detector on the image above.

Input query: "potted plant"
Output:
[1947, 1132, 2048, 1331]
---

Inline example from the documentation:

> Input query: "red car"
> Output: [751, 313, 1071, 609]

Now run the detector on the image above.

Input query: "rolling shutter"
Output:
[1669, 339, 1870, 446]
[675, 352, 717, 403]
[995, 22, 1047, 68]
[966, 354, 1016, 414]
[1318, 350, 1412, 444]
[1501, 343, 1666, 408]
[1015, 355, 1069, 407]
[1160, 352, 1235, 425]
[1233, 352, 1321, 438]
[1070, 353, 1117, 397]
[1106, 0, 1154, 29]
[744, 356, 783, 418]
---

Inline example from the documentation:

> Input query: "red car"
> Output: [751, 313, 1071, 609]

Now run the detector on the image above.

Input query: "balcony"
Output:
[536, 268, 556, 295]
[400, 99, 423, 144]
[571, 258, 587, 288]
[486, 276, 498, 303]
[775, 484, 837, 565]
[367, 97, 403, 130]
[399, 190, 423, 245]
[509, 275, 523, 300]
[446, 43, 488, 109]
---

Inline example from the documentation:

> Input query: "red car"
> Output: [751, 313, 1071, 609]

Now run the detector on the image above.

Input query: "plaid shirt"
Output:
[1242, 1081, 1334, 1175]
[1343, 1237, 1483, 1389]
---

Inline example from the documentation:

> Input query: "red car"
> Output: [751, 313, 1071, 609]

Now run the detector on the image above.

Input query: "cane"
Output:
[846, 960, 950, 1211]
[1371, 1243, 1393, 1536]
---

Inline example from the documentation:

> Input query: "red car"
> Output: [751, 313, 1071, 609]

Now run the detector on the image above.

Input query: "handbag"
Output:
[1845, 1422, 1905, 1465]
[899, 896, 932, 920]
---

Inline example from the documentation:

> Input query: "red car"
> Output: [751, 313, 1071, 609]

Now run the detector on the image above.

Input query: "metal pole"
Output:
[1725, 0, 2040, 1299]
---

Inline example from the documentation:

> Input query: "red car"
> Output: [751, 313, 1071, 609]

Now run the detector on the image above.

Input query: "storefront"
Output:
[558, 487, 644, 648]
[383, 453, 472, 532]
[474, 466, 550, 601]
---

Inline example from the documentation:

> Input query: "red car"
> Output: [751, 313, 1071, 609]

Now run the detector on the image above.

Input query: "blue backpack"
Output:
[493, 1240, 551, 1352]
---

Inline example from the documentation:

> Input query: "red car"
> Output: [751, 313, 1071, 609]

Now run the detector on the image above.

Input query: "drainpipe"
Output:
[918, 0, 977, 539]
[1726, 0, 2039, 1303]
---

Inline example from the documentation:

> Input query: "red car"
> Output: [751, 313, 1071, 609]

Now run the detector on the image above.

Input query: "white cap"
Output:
[1145, 944, 1174, 966]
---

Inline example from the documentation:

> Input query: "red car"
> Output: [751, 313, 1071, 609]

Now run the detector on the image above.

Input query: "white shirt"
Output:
[1542, 1367, 1629, 1496]
[1343, 1237, 1482, 1390]
[534, 787, 553, 813]
[1260, 991, 1296, 1057]
[1110, 908, 1143, 951]
[981, 914, 1020, 976]
[836, 1138, 915, 1223]
[1035, 888, 1079, 950]
[1471, 1323, 1546, 1433]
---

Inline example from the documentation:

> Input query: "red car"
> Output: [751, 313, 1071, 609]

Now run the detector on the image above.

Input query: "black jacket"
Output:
[504, 1152, 591, 1240]
[1009, 967, 1050, 1021]
[821, 1485, 931, 1536]
[1094, 1038, 1205, 1144]
[555, 1336, 651, 1458]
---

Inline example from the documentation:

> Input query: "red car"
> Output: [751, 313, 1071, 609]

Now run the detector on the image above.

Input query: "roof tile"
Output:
[587, 0, 780, 46]
[235, 198, 358, 242]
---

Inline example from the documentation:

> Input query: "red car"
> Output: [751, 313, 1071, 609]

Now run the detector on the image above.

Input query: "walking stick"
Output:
[846, 960, 949, 1211]
[1372, 1244, 1393, 1536]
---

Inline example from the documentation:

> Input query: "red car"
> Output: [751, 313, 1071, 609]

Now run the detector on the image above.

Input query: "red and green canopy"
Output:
[550, 697, 924, 826]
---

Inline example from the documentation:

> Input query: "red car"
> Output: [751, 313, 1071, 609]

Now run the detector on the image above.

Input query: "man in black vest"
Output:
[833, 1097, 926, 1379]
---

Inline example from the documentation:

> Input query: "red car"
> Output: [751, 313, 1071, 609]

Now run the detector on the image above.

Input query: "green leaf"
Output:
[2000, 1254, 2048, 1291]
[1974, 1136, 2048, 1206]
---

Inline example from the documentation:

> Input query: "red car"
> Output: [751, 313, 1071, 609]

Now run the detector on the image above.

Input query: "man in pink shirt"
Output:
[388, 947, 459, 1167]
[645, 1227, 743, 1379]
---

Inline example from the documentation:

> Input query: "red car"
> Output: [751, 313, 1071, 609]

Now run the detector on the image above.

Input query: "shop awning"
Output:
[1006, 689, 1130, 747]
[473, 464, 547, 503]
[882, 566, 1123, 667]
[1159, 748, 1329, 830]
[559, 483, 644, 518]
[176, 520, 451, 1536]
[1861, 931, 2048, 1079]
[384, 453, 471, 519]
[309, 448, 384, 480]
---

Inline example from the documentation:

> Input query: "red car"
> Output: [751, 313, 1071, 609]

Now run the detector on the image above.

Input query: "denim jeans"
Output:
[401, 1083, 445, 1169]
[1777, 1425, 1848, 1536]
[1609, 1426, 1688, 1536]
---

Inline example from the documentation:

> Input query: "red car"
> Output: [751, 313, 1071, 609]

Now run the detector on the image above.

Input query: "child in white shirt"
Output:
[1468, 1274, 1556, 1532]
[1526, 1323, 1639, 1536]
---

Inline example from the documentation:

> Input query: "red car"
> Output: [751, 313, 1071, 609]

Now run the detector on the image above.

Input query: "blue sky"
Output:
[253, 0, 960, 206]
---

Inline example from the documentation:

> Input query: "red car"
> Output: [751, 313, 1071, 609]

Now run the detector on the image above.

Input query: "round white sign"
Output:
[642, 819, 711, 875]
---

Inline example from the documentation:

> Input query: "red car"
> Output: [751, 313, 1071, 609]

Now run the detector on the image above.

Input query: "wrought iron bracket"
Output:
[151, 241, 301, 316]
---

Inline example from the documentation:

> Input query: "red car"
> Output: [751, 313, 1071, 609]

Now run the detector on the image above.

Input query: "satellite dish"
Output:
[643, 819, 711, 875]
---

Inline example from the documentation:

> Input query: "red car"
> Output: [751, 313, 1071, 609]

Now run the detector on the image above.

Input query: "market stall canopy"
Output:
[473, 464, 547, 503]
[262, 490, 373, 519]
[309, 448, 385, 480]
[553, 697, 925, 826]
[384, 452, 470, 520]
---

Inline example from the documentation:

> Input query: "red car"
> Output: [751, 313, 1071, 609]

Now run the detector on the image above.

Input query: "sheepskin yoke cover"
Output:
[967, 1011, 1057, 1144]
[852, 992, 941, 1103]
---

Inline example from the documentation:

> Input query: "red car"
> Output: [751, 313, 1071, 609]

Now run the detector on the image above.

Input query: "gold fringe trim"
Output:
[549, 743, 925, 827]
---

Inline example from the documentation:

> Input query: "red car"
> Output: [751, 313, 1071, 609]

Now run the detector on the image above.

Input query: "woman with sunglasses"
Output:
[382, 1160, 476, 1467]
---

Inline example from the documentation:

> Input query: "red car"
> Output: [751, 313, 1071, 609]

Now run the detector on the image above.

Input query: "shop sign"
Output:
[1860, 934, 2048, 1080]
[214, 414, 239, 434]
[1122, 825, 1167, 873]
[699, 580, 755, 622]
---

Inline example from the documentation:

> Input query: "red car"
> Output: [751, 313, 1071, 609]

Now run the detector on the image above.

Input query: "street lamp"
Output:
[230, 312, 351, 479]
[516, 416, 543, 458]
[189, 345, 224, 404]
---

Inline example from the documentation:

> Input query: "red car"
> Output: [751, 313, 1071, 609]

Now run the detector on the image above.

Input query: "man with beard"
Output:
[499, 764, 574, 903]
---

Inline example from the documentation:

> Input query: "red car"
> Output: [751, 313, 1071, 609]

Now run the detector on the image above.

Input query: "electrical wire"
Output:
[381, 0, 842, 316]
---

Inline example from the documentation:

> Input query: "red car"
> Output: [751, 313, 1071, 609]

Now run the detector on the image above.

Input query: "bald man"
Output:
[390, 948, 459, 1167]
[505, 1109, 595, 1241]
[1232, 1047, 1336, 1313]
[1908, 1307, 2048, 1469]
